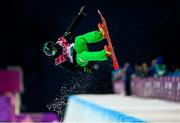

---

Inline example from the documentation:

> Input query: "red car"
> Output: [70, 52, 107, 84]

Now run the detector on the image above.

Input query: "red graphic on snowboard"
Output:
[98, 10, 120, 70]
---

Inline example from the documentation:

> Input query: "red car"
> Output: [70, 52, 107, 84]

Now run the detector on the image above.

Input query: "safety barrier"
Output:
[131, 77, 180, 102]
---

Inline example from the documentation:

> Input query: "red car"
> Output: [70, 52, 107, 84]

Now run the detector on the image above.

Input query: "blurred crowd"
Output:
[113, 56, 180, 96]
[134, 56, 180, 78]
[134, 56, 167, 78]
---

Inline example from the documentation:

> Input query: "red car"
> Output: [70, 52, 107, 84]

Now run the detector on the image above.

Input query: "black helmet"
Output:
[43, 41, 62, 57]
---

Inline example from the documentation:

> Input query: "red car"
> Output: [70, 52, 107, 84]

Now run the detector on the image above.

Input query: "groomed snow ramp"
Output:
[64, 94, 180, 123]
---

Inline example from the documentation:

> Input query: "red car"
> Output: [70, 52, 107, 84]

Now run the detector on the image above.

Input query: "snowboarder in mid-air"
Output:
[43, 7, 119, 73]
[43, 24, 111, 73]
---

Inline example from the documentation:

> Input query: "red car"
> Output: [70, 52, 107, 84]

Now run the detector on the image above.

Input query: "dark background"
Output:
[0, 0, 180, 112]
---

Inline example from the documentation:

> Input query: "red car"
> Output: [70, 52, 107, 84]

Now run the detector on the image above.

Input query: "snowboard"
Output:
[98, 10, 120, 70]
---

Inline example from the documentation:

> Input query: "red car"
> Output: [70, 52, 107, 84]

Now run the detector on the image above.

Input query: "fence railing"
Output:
[131, 76, 180, 102]
[112, 76, 180, 102]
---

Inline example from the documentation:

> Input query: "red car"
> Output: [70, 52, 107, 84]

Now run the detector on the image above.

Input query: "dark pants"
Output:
[125, 78, 131, 96]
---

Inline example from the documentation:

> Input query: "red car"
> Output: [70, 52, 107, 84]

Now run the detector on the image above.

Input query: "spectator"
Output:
[171, 64, 178, 72]
[134, 64, 144, 77]
[172, 65, 180, 73]
[154, 56, 167, 77]
[142, 62, 150, 77]
[123, 63, 134, 96]
[175, 68, 180, 72]
[150, 59, 157, 77]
